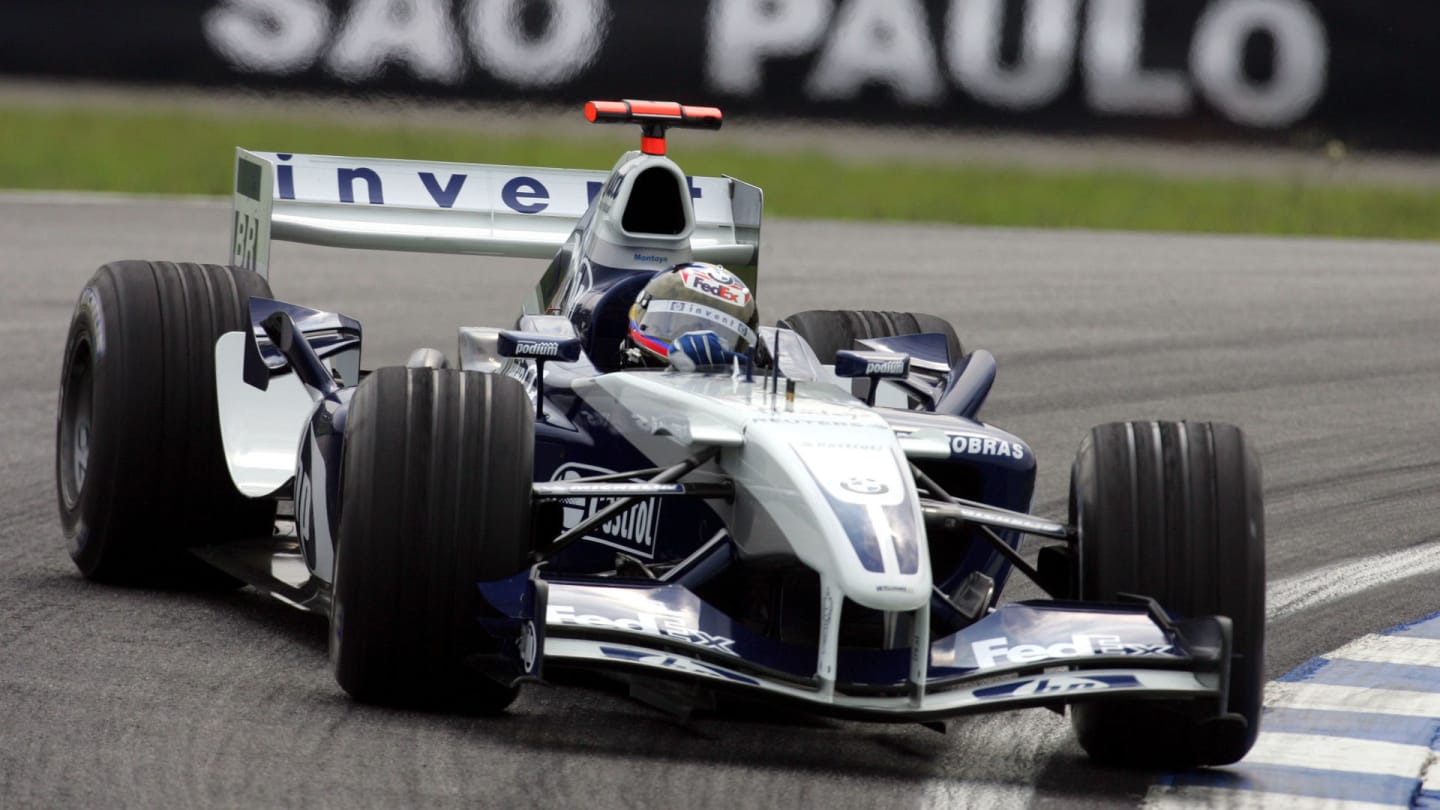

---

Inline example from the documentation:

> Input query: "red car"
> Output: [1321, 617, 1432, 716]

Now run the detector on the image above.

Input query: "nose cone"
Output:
[745, 418, 932, 612]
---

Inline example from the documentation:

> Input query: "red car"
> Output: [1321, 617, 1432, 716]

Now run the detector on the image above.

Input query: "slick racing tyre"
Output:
[331, 367, 534, 713]
[56, 261, 276, 586]
[779, 310, 963, 365]
[1069, 421, 1265, 768]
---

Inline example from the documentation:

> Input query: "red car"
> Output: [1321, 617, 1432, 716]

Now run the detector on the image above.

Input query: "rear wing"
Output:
[230, 149, 762, 279]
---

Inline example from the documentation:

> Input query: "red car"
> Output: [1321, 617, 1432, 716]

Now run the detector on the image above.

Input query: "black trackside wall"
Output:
[1, 0, 1436, 151]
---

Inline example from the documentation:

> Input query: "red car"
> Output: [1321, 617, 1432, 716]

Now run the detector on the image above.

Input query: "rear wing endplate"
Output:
[230, 149, 761, 279]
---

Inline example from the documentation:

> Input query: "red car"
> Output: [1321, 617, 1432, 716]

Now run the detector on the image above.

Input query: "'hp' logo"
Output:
[518, 621, 538, 674]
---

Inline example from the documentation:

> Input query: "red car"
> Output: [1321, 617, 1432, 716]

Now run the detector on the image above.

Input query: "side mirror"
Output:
[833, 350, 910, 406]
[497, 330, 582, 419]
[497, 331, 583, 363]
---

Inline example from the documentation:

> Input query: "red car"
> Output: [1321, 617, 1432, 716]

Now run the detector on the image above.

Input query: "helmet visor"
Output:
[633, 299, 758, 355]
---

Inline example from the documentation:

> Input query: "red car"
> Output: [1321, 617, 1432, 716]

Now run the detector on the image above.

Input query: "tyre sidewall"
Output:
[57, 273, 142, 576]
[57, 283, 115, 570]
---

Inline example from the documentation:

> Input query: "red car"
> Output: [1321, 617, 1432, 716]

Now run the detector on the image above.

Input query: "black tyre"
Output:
[779, 310, 962, 364]
[1069, 421, 1265, 768]
[56, 261, 276, 585]
[331, 367, 534, 712]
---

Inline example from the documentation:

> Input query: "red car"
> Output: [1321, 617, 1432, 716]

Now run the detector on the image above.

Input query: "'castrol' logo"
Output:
[552, 462, 662, 558]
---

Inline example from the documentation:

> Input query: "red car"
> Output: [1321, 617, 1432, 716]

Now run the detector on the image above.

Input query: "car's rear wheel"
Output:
[779, 310, 962, 365]
[1069, 421, 1265, 768]
[330, 367, 534, 712]
[56, 261, 276, 585]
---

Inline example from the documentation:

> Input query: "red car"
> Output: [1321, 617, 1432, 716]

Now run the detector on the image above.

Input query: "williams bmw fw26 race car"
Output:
[56, 100, 1264, 768]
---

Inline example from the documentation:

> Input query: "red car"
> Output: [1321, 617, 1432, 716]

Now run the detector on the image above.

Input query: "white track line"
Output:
[1144, 785, 1404, 809]
[918, 783, 1031, 810]
[1142, 615, 1440, 808]
[1328, 634, 1440, 667]
[1267, 542, 1440, 622]
[1266, 681, 1440, 716]
[1240, 733, 1431, 778]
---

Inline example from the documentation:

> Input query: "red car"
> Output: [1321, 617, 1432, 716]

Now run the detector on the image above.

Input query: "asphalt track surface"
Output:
[2, 194, 1438, 808]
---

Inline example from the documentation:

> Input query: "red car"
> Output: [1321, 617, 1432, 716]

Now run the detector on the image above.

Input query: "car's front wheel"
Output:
[330, 367, 534, 712]
[1068, 420, 1265, 768]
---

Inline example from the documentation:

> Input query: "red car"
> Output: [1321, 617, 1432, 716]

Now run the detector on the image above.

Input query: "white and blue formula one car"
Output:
[55, 100, 1264, 768]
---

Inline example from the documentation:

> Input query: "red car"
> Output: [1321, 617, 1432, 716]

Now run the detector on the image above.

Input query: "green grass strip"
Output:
[4, 105, 1438, 240]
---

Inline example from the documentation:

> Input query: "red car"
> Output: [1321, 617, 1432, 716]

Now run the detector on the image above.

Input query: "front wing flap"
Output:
[477, 576, 1231, 721]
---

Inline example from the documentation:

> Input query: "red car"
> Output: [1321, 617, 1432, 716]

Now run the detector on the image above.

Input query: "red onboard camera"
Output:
[584, 99, 723, 156]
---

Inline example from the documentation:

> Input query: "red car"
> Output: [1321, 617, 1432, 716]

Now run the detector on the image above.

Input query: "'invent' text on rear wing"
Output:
[230, 149, 762, 279]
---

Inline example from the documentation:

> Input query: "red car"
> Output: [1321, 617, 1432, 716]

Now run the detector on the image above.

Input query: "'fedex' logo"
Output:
[971, 634, 1173, 669]
[679, 265, 751, 305]
[549, 605, 737, 655]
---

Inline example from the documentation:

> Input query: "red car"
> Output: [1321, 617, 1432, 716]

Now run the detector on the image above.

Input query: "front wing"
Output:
[479, 575, 1232, 722]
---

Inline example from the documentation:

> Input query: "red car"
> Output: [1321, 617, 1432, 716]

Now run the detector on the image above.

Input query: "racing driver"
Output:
[625, 262, 761, 371]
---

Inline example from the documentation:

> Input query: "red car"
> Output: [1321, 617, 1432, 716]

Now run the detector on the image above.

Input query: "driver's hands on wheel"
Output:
[668, 330, 740, 373]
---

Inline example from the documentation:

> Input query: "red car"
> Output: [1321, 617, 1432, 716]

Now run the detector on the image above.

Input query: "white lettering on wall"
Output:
[327, 0, 465, 82]
[805, 0, 944, 105]
[1083, 0, 1191, 115]
[466, 0, 609, 87]
[947, 0, 1078, 110]
[706, 0, 831, 95]
[1191, 0, 1328, 128]
[204, 0, 330, 74]
[202, 0, 1331, 130]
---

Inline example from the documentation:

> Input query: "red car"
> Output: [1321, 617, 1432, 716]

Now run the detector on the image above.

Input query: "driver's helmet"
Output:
[627, 262, 759, 364]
